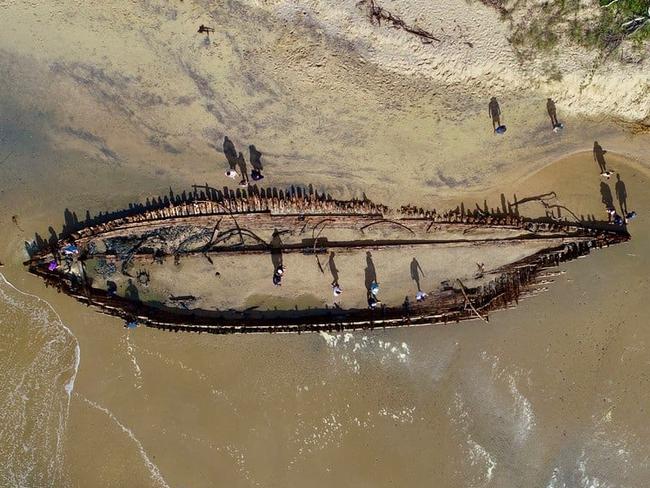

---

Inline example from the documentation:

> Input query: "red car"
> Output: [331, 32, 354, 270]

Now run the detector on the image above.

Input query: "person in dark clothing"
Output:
[489, 97, 501, 130]
[367, 292, 380, 309]
[273, 265, 284, 286]
[546, 98, 558, 126]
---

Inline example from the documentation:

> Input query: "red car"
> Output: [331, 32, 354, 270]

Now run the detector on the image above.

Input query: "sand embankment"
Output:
[1, 0, 649, 212]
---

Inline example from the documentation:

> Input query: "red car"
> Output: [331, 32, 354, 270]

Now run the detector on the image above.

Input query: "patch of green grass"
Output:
[600, 0, 649, 18]
[505, 0, 649, 58]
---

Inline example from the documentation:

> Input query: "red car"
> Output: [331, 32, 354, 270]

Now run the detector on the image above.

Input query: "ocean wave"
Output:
[319, 331, 410, 373]
[78, 395, 170, 488]
[448, 392, 497, 487]
[0, 273, 80, 487]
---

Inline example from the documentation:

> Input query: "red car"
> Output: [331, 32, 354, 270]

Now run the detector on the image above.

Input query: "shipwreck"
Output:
[25, 184, 629, 333]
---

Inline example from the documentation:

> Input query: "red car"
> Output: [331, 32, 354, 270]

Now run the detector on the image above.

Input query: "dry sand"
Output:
[1, 0, 650, 211]
[95, 240, 558, 311]
[1, 0, 650, 486]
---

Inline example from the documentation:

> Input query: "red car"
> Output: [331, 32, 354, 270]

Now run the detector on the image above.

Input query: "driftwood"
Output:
[457, 279, 488, 323]
[362, 0, 440, 43]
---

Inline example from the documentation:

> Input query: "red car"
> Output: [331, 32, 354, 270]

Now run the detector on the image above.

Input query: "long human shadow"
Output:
[600, 181, 614, 210]
[410, 257, 424, 291]
[364, 251, 377, 290]
[249, 145, 263, 171]
[124, 279, 140, 301]
[328, 252, 339, 284]
[270, 229, 283, 271]
[615, 173, 628, 215]
[593, 141, 607, 174]
[236, 152, 249, 184]
[223, 136, 238, 171]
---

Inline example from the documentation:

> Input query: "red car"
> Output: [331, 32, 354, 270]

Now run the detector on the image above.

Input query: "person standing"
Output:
[546, 98, 560, 129]
[489, 97, 501, 130]
[367, 292, 380, 309]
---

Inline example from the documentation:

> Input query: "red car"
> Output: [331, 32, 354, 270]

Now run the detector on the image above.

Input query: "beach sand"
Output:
[2, 150, 649, 487]
[1, 0, 650, 486]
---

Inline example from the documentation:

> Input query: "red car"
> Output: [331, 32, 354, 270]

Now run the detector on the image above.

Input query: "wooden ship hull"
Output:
[25, 185, 630, 333]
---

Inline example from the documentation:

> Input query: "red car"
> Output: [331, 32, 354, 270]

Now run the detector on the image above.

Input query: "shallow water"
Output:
[0, 274, 78, 487]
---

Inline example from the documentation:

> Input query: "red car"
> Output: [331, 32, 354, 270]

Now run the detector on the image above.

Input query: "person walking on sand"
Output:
[369, 280, 380, 297]
[367, 292, 380, 309]
[489, 97, 501, 131]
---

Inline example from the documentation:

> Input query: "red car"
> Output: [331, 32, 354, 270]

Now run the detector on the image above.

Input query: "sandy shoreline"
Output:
[1, 149, 648, 487]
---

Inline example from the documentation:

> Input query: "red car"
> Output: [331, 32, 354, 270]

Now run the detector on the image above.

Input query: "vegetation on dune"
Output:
[482, 0, 650, 61]
[577, 0, 650, 47]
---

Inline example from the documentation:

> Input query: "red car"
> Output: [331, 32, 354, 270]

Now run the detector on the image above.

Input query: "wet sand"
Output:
[1, 150, 649, 487]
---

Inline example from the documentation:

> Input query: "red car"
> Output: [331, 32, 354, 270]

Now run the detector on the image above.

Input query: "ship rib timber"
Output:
[25, 191, 630, 333]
